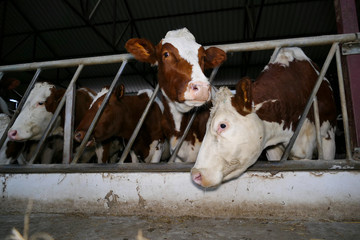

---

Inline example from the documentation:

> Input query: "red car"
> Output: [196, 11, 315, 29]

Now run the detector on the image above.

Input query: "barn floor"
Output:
[0, 213, 359, 240]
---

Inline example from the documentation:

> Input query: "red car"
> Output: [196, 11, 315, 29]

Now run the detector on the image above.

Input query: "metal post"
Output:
[313, 97, 323, 159]
[29, 65, 84, 164]
[63, 84, 76, 164]
[281, 42, 338, 161]
[72, 61, 128, 164]
[118, 83, 161, 163]
[335, 45, 353, 160]
[168, 66, 220, 163]
[0, 68, 42, 149]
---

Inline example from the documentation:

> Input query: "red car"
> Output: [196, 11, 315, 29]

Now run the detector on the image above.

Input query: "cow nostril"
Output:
[192, 84, 199, 91]
[8, 130, 17, 139]
[74, 131, 84, 142]
[191, 170, 203, 185]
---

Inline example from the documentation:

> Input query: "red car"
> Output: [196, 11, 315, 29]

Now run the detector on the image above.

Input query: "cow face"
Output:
[8, 82, 61, 141]
[125, 28, 226, 113]
[191, 78, 265, 188]
[74, 85, 125, 145]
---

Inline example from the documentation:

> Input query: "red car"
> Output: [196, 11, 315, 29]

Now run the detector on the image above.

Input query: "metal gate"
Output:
[0, 32, 360, 173]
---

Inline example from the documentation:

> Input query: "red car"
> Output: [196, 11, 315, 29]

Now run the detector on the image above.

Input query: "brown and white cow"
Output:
[191, 47, 337, 188]
[74, 85, 167, 163]
[125, 28, 226, 162]
[7, 82, 97, 163]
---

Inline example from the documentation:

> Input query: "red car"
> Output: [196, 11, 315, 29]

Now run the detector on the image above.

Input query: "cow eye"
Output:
[163, 52, 169, 58]
[216, 121, 229, 135]
[38, 101, 44, 106]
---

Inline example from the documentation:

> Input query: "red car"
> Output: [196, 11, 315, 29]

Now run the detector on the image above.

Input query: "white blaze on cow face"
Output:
[8, 82, 59, 141]
[191, 87, 265, 188]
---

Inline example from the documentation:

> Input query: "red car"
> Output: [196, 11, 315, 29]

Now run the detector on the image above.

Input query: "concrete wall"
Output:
[1, 171, 360, 220]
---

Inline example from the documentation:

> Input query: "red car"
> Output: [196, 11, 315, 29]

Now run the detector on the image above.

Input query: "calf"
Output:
[125, 27, 226, 162]
[74, 85, 167, 163]
[192, 47, 337, 187]
[7, 82, 97, 163]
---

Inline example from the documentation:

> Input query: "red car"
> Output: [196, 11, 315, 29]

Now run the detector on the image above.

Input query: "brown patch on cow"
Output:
[231, 77, 253, 116]
[250, 60, 336, 130]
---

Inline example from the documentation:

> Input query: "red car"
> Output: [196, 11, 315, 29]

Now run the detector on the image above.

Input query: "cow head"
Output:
[125, 28, 226, 113]
[191, 77, 266, 188]
[8, 82, 62, 141]
[74, 85, 125, 145]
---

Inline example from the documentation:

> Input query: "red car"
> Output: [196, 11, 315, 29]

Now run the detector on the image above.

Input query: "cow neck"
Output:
[113, 95, 149, 139]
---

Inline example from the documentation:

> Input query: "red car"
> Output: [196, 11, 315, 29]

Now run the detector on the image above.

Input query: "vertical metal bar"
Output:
[63, 84, 76, 164]
[72, 61, 128, 164]
[335, 45, 353, 160]
[313, 97, 323, 159]
[88, 0, 102, 20]
[281, 42, 338, 161]
[168, 66, 220, 163]
[118, 83, 160, 163]
[0, 68, 42, 148]
[269, 47, 281, 63]
[29, 65, 84, 164]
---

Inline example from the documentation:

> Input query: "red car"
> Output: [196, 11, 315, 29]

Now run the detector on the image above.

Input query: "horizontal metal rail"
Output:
[0, 159, 358, 174]
[0, 33, 358, 73]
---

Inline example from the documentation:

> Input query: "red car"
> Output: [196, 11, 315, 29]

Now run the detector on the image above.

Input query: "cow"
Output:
[191, 47, 337, 188]
[125, 27, 226, 162]
[74, 84, 168, 163]
[7, 82, 97, 163]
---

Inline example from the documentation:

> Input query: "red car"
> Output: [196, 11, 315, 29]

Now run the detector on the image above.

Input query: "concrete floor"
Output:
[1, 214, 360, 240]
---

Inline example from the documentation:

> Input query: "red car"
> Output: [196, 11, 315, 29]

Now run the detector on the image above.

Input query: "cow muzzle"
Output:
[74, 130, 95, 147]
[191, 167, 221, 188]
[187, 81, 210, 103]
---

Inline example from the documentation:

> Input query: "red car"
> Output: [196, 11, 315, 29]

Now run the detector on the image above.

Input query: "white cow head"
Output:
[8, 82, 61, 141]
[191, 78, 266, 188]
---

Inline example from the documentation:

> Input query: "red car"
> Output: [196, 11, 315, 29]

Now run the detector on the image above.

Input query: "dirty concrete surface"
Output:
[0, 213, 359, 240]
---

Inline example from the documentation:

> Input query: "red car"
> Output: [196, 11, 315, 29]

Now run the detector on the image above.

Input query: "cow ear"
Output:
[125, 38, 157, 64]
[204, 47, 227, 69]
[232, 77, 252, 114]
[115, 84, 125, 101]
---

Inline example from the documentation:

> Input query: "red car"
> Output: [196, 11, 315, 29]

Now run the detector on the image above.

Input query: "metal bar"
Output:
[88, 0, 102, 20]
[0, 53, 133, 72]
[29, 65, 84, 164]
[313, 97, 323, 159]
[269, 46, 281, 63]
[63, 84, 76, 164]
[211, 33, 359, 53]
[168, 66, 220, 163]
[1, 33, 358, 73]
[281, 42, 338, 161]
[0, 69, 42, 149]
[335, 45, 353, 160]
[118, 83, 160, 163]
[72, 61, 128, 164]
[0, 159, 359, 174]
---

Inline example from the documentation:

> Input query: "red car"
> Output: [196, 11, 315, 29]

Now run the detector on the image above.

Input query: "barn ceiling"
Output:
[0, 0, 359, 94]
